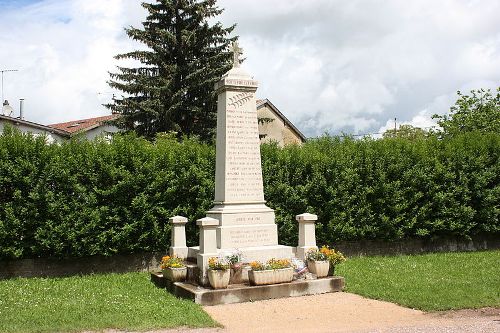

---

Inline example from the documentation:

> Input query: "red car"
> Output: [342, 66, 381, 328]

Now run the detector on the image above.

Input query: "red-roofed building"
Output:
[1, 99, 305, 145]
[46, 99, 306, 145]
[0, 113, 120, 142]
[0, 114, 70, 143]
[48, 114, 120, 140]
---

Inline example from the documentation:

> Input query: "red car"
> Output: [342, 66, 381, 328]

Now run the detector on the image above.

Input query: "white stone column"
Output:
[188, 42, 294, 266]
[169, 216, 188, 259]
[196, 217, 219, 286]
[296, 213, 318, 260]
[206, 65, 279, 251]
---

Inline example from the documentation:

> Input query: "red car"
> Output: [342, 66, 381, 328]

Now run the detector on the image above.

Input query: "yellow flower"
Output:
[160, 255, 185, 269]
[249, 261, 263, 270]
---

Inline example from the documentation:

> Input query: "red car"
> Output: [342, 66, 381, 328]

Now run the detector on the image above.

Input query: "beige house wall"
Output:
[257, 104, 304, 146]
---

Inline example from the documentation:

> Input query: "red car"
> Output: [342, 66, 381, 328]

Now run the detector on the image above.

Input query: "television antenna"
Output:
[1, 69, 19, 104]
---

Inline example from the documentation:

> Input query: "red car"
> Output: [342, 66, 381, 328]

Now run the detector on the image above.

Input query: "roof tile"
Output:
[49, 115, 118, 134]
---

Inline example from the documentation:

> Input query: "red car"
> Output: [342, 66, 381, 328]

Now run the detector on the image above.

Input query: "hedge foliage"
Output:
[262, 133, 499, 246]
[0, 129, 215, 260]
[0, 126, 498, 260]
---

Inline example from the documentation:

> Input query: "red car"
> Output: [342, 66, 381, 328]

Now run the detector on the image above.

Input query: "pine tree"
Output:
[107, 0, 235, 141]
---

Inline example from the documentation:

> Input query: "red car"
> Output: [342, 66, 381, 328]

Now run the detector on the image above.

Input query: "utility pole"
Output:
[394, 118, 397, 132]
[1, 69, 19, 103]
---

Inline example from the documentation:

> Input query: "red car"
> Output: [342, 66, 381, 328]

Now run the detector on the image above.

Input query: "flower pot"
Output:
[208, 269, 230, 289]
[248, 267, 294, 286]
[328, 265, 336, 276]
[248, 270, 269, 286]
[162, 267, 187, 282]
[273, 267, 294, 284]
[307, 260, 329, 278]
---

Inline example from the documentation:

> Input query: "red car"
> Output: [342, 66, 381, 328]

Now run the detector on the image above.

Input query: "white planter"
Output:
[248, 267, 294, 286]
[307, 260, 329, 278]
[208, 269, 230, 289]
[163, 267, 187, 282]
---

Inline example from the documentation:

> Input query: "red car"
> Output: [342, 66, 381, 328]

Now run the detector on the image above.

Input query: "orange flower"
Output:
[320, 245, 333, 256]
[249, 261, 263, 270]
[208, 257, 230, 270]
[160, 255, 185, 269]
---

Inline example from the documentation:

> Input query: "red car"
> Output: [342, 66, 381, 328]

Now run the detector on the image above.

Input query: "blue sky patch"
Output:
[0, 0, 42, 10]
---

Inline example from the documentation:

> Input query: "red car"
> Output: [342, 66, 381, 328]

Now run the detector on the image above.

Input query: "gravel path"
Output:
[102, 292, 499, 333]
[202, 292, 499, 333]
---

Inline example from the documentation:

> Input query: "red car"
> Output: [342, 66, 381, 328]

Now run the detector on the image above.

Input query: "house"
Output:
[0, 114, 69, 143]
[257, 99, 306, 146]
[0, 112, 119, 142]
[48, 100, 305, 145]
[1, 99, 306, 145]
[48, 114, 120, 141]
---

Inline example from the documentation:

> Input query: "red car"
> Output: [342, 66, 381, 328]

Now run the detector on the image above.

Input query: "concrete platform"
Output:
[151, 272, 345, 306]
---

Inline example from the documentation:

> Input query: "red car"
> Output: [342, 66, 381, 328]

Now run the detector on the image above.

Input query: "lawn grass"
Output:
[0, 272, 217, 333]
[336, 250, 500, 311]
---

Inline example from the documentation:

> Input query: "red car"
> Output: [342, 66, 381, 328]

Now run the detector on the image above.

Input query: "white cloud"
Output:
[0, 0, 143, 124]
[0, 0, 499, 135]
[378, 110, 437, 137]
[219, 0, 500, 136]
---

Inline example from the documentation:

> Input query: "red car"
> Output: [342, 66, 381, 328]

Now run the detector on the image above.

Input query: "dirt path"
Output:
[104, 292, 499, 333]
[201, 292, 499, 333]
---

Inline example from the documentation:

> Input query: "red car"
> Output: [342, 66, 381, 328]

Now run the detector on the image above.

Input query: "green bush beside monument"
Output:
[0, 127, 498, 260]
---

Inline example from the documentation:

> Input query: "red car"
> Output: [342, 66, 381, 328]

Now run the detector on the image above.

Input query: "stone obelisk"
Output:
[205, 42, 293, 261]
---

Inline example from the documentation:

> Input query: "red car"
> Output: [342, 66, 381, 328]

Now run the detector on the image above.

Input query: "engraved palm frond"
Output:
[228, 92, 253, 108]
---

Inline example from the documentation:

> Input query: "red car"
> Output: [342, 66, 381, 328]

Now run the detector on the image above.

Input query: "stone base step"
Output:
[151, 272, 344, 306]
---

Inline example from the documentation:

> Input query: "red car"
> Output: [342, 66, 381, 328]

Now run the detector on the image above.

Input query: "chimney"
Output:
[19, 99, 24, 120]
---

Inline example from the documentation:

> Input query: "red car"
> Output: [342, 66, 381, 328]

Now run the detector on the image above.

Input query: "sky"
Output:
[0, 0, 499, 137]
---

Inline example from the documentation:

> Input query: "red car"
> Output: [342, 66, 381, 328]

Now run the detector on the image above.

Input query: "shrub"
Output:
[0, 129, 214, 259]
[262, 132, 499, 246]
[0, 127, 498, 260]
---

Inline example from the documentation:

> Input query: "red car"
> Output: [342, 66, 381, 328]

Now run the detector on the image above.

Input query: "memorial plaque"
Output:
[217, 224, 278, 248]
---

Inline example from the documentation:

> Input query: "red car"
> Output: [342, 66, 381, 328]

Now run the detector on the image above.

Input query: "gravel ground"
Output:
[101, 292, 499, 333]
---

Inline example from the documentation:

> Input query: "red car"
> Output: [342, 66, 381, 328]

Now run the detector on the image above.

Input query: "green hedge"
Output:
[0, 126, 498, 260]
[262, 134, 499, 246]
[0, 129, 215, 260]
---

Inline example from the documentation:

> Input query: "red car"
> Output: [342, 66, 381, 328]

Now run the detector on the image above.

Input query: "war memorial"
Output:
[152, 43, 344, 305]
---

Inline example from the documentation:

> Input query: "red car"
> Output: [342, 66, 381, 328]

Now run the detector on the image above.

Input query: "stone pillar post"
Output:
[169, 216, 188, 259]
[296, 213, 318, 260]
[196, 217, 219, 286]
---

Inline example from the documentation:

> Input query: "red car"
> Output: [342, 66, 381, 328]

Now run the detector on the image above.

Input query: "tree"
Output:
[106, 0, 235, 141]
[432, 88, 500, 137]
[383, 124, 428, 140]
